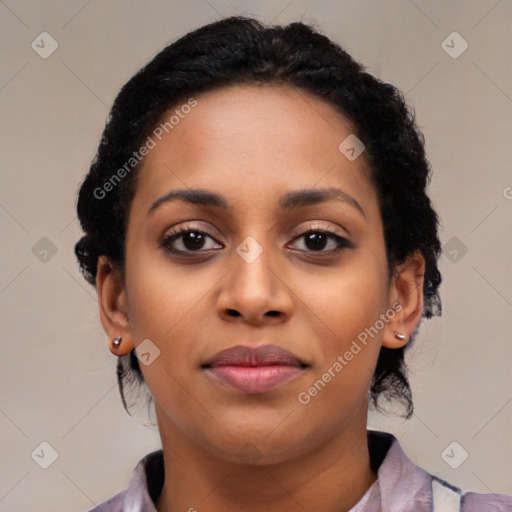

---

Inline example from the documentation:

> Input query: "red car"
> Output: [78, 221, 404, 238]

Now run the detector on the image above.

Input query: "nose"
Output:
[215, 239, 294, 326]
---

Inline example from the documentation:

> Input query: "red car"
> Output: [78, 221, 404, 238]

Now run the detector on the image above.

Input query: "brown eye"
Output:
[288, 229, 352, 253]
[160, 226, 223, 255]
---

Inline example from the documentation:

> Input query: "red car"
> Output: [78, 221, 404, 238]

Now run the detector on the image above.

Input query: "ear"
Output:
[382, 250, 425, 349]
[96, 255, 135, 356]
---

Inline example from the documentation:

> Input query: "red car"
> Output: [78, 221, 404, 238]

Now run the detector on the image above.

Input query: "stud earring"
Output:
[393, 331, 406, 341]
[112, 336, 122, 348]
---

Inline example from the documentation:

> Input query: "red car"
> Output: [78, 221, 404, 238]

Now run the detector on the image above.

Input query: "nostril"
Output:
[227, 309, 240, 317]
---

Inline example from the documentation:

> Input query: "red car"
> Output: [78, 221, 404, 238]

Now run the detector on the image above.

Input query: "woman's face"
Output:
[103, 83, 418, 463]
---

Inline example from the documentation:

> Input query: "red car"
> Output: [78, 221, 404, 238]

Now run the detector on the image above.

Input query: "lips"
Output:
[202, 344, 307, 368]
[202, 344, 309, 394]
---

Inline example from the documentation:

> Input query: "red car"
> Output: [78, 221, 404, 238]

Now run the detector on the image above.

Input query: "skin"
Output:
[96, 83, 425, 512]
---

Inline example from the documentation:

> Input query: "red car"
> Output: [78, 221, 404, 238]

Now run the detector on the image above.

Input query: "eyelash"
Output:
[159, 222, 353, 258]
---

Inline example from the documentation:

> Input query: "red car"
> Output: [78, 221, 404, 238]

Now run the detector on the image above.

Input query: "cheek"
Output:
[125, 262, 208, 424]
[309, 254, 388, 342]
[123, 254, 219, 409]
[296, 270, 385, 424]
[126, 250, 211, 341]
[301, 251, 388, 391]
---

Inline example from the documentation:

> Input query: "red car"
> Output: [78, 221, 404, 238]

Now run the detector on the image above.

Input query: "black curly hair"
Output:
[75, 15, 442, 420]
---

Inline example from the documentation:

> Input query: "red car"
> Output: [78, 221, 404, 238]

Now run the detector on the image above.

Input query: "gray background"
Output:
[1, 1, 511, 510]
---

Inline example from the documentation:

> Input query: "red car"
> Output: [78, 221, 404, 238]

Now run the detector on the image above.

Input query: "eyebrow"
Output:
[147, 187, 367, 220]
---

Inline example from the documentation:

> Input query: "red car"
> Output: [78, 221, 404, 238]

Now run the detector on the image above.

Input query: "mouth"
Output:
[201, 344, 309, 394]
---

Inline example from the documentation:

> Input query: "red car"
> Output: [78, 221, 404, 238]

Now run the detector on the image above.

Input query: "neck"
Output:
[155, 405, 377, 512]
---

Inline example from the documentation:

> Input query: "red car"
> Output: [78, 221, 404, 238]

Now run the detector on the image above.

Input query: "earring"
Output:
[393, 331, 406, 341]
[112, 336, 122, 348]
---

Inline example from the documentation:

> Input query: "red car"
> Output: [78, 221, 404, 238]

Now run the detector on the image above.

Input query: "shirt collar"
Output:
[121, 448, 163, 512]
[121, 429, 431, 512]
[352, 430, 432, 511]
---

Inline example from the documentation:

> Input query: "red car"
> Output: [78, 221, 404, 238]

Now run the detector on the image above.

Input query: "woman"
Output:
[74, 15, 512, 512]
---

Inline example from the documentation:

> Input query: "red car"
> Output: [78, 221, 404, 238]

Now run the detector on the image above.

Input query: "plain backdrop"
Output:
[0, 1, 511, 511]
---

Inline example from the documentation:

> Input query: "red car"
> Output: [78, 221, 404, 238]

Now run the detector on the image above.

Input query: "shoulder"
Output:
[460, 489, 512, 511]
[430, 475, 512, 512]
[81, 449, 164, 512]
[83, 489, 126, 512]
[367, 430, 512, 512]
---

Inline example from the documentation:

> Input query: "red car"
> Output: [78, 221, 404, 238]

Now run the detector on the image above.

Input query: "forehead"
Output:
[130, 83, 377, 216]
